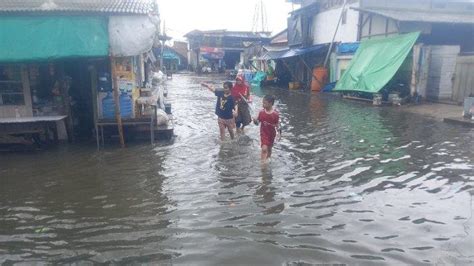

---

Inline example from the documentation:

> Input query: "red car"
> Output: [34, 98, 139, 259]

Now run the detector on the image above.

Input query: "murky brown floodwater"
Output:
[1, 73, 473, 265]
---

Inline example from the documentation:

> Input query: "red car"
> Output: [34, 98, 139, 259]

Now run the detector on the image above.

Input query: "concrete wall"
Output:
[311, 2, 360, 44]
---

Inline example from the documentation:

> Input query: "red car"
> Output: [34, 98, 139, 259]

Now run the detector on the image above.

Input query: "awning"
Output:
[281, 44, 328, 58]
[262, 49, 290, 60]
[262, 44, 328, 60]
[0, 16, 108, 62]
[200, 47, 225, 60]
[334, 32, 420, 93]
[353, 7, 474, 24]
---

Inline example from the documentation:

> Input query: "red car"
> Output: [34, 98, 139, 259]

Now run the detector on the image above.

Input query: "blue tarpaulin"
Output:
[337, 42, 359, 54]
[280, 44, 328, 59]
[263, 44, 328, 60]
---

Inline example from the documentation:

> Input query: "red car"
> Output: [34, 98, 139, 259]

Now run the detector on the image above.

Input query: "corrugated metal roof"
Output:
[271, 29, 288, 44]
[0, 0, 155, 15]
[354, 7, 474, 24]
[185, 30, 271, 40]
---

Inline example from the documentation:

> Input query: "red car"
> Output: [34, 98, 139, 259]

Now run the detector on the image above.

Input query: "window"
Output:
[0, 65, 24, 105]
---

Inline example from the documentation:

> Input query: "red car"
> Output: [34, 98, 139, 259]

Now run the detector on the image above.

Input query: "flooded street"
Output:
[1, 74, 473, 264]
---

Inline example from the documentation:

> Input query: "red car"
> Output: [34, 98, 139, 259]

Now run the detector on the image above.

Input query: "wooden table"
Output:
[95, 107, 156, 149]
[0, 116, 67, 145]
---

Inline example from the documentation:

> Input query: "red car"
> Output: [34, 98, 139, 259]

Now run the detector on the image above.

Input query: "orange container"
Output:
[311, 66, 328, 92]
[289, 82, 300, 90]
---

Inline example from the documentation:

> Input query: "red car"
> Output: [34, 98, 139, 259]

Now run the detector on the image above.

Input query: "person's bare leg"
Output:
[267, 146, 272, 159]
[218, 121, 226, 141]
[228, 126, 235, 140]
[261, 145, 269, 162]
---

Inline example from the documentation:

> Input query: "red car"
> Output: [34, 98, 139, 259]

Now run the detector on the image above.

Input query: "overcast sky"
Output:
[158, 0, 296, 40]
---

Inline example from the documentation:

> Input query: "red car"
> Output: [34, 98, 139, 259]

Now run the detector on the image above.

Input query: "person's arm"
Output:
[233, 101, 238, 117]
[276, 113, 282, 140]
[201, 82, 215, 93]
[253, 110, 261, 125]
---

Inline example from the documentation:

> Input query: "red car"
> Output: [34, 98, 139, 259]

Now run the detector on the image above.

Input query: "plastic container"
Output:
[119, 93, 133, 118]
[164, 103, 172, 114]
[289, 82, 300, 90]
[373, 94, 383, 106]
[243, 70, 254, 82]
[98, 72, 112, 92]
[102, 92, 115, 119]
[102, 92, 133, 119]
[311, 66, 328, 92]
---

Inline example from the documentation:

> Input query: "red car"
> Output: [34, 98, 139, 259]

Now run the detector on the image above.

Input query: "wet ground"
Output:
[1, 73, 473, 264]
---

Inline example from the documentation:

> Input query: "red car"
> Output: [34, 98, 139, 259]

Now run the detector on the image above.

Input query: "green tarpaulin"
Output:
[334, 32, 419, 93]
[0, 16, 109, 62]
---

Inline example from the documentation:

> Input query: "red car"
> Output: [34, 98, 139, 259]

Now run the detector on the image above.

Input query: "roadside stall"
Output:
[95, 15, 173, 149]
[0, 16, 109, 148]
[0, 1, 170, 150]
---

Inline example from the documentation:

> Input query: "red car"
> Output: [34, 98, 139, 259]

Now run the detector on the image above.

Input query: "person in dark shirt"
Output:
[201, 81, 238, 141]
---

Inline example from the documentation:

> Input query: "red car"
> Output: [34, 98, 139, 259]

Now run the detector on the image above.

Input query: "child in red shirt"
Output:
[253, 95, 279, 162]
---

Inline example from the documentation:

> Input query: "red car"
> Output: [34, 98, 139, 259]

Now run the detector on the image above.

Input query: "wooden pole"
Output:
[57, 63, 74, 142]
[110, 57, 125, 148]
[299, 55, 325, 89]
[281, 59, 304, 86]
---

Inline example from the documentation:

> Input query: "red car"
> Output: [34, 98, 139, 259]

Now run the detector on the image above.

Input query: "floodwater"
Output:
[1, 74, 473, 265]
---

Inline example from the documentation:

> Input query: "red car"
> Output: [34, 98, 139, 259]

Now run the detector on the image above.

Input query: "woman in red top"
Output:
[254, 94, 279, 162]
[232, 75, 252, 133]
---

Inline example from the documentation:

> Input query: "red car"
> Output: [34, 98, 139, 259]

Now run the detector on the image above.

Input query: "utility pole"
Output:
[323, 0, 347, 68]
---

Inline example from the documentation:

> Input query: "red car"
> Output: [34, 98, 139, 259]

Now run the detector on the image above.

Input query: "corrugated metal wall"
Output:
[452, 55, 474, 103]
[426, 45, 460, 101]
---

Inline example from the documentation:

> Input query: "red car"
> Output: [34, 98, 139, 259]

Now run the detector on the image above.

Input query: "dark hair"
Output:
[263, 94, 275, 105]
[223, 81, 233, 89]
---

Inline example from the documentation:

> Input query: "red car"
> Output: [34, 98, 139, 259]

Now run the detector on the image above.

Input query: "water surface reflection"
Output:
[1, 74, 473, 264]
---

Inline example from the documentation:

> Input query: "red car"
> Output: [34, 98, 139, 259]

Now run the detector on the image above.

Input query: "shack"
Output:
[286, 0, 474, 102]
[0, 0, 171, 150]
[185, 30, 271, 73]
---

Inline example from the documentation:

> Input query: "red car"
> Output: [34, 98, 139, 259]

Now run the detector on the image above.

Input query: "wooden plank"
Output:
[57, 63, 73, 142]
[0, 116, 67, 123]
[444, 117, 474, 127]
[90, 66, 100, 149]
[110, 57, 125, 148]
[20, 65, 33, 116]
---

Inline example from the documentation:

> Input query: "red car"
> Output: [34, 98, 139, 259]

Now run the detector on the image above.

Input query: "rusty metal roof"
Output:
[185, 30, 271, 40]
[0, 0, 155, 15]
